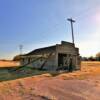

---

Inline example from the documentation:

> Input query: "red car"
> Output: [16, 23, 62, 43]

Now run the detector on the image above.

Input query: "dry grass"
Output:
[81, 61, 100, 75]
[0, 61, 100, 100]
[0, 60, 20, 68]
[57, 61, 100, 80]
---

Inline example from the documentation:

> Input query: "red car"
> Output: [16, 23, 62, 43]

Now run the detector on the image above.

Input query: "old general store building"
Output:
[20, 41, 81, 71]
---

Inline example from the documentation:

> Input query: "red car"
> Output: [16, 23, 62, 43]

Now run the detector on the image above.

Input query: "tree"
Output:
[88, 56, 95, 61]
[96, 52, 100, 61]
[13, 55, 21, 61]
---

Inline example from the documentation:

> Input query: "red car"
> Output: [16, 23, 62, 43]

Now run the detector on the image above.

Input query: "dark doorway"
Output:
[58, 53, 67, 68]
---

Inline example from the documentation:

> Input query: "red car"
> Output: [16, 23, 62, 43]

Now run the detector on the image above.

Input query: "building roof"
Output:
[24, 41, 75, 56]
[25, 45, 56, 56]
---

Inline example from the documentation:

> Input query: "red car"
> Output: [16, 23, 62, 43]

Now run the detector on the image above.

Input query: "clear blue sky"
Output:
[0, 0, 100, 59]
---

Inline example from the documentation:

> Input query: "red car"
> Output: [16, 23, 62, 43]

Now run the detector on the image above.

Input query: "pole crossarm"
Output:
[67, 18, 75, 23]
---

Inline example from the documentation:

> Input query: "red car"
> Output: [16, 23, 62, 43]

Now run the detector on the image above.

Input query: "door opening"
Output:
[58, 53, 68, 70]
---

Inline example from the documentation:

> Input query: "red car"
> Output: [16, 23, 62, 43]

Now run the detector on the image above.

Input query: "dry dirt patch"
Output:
[0, 61, 100, 100]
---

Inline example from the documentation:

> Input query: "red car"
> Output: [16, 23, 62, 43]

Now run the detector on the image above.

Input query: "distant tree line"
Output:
[13, 55, 22, 61]
[81, 52, 100, 61]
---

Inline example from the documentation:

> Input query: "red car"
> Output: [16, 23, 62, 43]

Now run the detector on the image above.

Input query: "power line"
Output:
[19, 45, 23, 55]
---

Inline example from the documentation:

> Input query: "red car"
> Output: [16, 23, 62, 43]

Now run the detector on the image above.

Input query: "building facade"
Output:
[20, 41, 81, 71]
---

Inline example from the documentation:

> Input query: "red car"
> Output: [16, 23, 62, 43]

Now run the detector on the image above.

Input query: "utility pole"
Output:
[67, 18, 75, 44]
[19, 45, 23, 55]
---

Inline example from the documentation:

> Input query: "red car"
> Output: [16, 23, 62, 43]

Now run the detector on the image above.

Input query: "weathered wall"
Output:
[43, 53, 57, 70]
[56, 45, 78, 55]
[21, 52, 57, 70]
[56, 44, 81, 70]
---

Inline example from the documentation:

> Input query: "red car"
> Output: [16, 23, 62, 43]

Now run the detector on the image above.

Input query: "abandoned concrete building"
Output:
[20, 41, 81, 71]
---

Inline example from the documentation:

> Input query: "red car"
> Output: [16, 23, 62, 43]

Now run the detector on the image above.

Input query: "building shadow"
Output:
[0, 66, 73, 82]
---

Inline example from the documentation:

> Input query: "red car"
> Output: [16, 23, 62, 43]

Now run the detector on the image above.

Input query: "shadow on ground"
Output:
[0, 66, 65, 82]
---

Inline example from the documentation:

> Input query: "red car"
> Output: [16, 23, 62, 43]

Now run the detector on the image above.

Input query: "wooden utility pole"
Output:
[67, 18, 75, 44]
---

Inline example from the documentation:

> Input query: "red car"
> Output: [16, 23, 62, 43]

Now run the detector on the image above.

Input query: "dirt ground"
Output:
[0, 60, 20, 67]
[0, 61, 100, 100]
